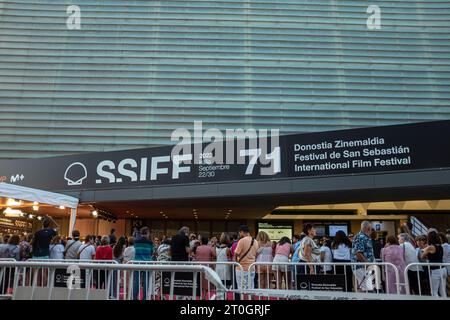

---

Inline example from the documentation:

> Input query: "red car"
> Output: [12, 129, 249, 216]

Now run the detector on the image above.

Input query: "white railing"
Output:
[0, 260, 226, 300]
[404, 262, 449, 299]
[410, 216, 428, 237]
[1, 260, 448, 300]
[30, 258, 118, 264]
[247, 262, 402, 296]
[0, 258, 16, 297]
[128, 260, 243, 294]
[235, 288, 440, 300]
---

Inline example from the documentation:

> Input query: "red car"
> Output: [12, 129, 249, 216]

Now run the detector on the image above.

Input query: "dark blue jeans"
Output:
[133, 271, 148, 300]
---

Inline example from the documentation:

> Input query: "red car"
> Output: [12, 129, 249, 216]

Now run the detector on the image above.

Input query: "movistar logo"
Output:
[10, 174, 24, 183]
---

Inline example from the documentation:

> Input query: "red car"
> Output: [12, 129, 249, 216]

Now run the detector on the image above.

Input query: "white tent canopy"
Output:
[0, 182, 78, 209]
[0, 182, 79, 234]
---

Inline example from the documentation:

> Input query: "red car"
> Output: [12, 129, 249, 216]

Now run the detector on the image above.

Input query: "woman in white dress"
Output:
[255, 231, 274, 289]
[215, 233, 232, 288]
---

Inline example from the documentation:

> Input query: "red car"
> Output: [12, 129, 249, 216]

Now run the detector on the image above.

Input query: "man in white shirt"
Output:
[398, 233, 421, 294]
[77, 235, 96, 260]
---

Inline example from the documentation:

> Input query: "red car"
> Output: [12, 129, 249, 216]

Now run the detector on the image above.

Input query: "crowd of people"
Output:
[0, 216, 449, 297]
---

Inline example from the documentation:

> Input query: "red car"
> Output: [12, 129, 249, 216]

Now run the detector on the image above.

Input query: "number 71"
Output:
[240, 147, 280, 175]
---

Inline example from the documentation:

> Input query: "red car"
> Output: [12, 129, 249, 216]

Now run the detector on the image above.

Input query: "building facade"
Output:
[1, 0, 450, 237]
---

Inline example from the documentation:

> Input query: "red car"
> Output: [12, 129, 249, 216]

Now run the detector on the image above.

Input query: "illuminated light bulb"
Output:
[6, 199, 21, 206]
[3, 207, 23, 216]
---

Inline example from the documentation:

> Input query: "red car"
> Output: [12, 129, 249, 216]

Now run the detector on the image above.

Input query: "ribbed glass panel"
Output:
[0, 0, 449, 158]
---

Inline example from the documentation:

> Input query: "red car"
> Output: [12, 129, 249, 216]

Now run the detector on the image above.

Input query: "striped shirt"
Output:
[134, 238, 154, 261]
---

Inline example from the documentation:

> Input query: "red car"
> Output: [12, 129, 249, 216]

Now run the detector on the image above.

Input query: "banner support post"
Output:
[69, 207, 77, 236]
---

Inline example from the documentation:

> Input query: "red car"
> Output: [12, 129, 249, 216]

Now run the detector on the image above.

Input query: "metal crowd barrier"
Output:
[235, 288, 440, 300]
[246, 262, 401, 297]
[0, 260, 226, 300]
[0, 258, 16, 298]
[2, 260, 449, 300]
[128, 260, 243, 300]
[30, 259, 118, 264]
[26, 259, 119, 295]
[404, 262, 450, 299]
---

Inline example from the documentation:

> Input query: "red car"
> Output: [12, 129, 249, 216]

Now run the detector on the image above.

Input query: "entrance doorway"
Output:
[132, 219, 246, 239]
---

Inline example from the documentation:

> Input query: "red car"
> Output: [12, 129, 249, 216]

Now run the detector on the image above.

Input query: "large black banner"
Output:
[0, 120, 450, 193]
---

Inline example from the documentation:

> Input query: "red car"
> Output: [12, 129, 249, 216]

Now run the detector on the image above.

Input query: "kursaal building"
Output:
[0, 0, 450, 239]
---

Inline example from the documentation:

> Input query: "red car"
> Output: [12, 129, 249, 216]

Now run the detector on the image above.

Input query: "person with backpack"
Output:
[49, 236, 65, 260]
[64, 230, 82, 260]
[0, 234, 10, 254]
[77, 235, 96, 260]
[0, 234, 20, 260]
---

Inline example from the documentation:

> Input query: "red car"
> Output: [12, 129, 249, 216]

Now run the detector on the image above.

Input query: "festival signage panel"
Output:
[0, 121, 449, 193]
